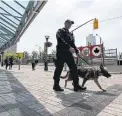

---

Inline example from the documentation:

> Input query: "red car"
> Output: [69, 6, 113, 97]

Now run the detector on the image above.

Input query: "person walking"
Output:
[18, 57, 21, 70]
[53, 19, 86, 92]
[4, 57, 9, 70]
[9, 56, 13, 69]
[31, 56, 35, 70]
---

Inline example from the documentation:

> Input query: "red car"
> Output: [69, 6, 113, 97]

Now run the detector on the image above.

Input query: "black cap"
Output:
[65, 19, 74, 24]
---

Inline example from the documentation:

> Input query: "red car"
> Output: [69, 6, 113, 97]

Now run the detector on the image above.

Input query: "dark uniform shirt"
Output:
[56, 28, 79, 54]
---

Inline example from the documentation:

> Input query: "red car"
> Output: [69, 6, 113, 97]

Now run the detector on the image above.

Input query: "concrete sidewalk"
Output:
[0, 65, 122, 116]
[97, 93, 122, 116]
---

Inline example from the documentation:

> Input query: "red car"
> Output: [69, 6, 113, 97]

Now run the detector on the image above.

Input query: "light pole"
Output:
[96, 34, 105, 65]
[44, 35, 50, 71]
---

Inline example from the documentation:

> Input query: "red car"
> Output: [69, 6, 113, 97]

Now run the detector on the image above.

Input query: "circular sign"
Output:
[82, 47, 90, 56]
[92, 46, 101, 56]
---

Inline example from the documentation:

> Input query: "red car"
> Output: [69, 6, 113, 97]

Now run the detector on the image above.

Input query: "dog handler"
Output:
[53, 19, 86, 92]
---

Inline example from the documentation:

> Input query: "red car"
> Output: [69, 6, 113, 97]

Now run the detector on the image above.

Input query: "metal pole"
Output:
[44, 35, 49, 71]
[96, 34, 104, 65]
[71, 18, 95, 33]
[38, 47, 40, 60]
[88, 43, 91, 65]
[100, 37, 102, 62]
[116, 48, 118, 65]
[102, 43, 105, 65]
[36, 45, 41, 60]
[119, 52, 120, 65]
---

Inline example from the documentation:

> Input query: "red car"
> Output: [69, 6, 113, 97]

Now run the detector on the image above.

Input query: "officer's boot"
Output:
[53, 81, 64, 91]
[73, 81, 86, 92]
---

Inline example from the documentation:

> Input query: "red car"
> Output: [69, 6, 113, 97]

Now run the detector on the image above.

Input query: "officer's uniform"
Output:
[53, 27, 80, 88]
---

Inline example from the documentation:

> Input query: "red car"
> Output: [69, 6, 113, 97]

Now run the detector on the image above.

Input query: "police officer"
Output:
[53, 19, 86, 92]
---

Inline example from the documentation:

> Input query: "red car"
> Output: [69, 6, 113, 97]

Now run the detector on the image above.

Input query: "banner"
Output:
[16, 53, 24, 58]
[72, 44, 102, 57]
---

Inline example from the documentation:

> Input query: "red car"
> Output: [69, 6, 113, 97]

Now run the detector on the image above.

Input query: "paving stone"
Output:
[0, 111, 12, 116]
[19, 105, 42, 116]
[1, 66, 122, 116]
[54, 106, 76, 115]
[108, 103, 122, 110]
[37, 109, 53, 116]
[0, 106, 6, 113]
[97, 111, 115, 116]
[28, 103, 44, 111]
[64, 109, 86, 116]
[87, 95, 107, 103]
[7, 108, 27, 116]
[2, 102, 25, 111]
[102, 108, 122, 116]
[37, 108, 55, 115]
[0, 97, 9, 106]
[46, 100, 60, 106]
[44, 103, 62, 112]
[1, 95, 18, 104]
[18, 93, 35, 99]
[21, 100, 37, 106]
[105, 106, 122, 113]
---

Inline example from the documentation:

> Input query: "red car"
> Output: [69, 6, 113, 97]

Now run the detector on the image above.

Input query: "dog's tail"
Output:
[60, 71, 69, 79]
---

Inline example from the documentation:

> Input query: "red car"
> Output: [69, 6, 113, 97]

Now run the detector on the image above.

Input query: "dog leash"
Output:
[77, 56, 98, 75]
[77, 56, 93, 67]
[77, 56, 90, 65]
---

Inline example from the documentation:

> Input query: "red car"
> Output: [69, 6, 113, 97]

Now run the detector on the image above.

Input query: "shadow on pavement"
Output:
[0, 69, 52, 116]
[53, 84, 118, 116]
[95, 91, 116, 96]
[66, 88, 116, 96]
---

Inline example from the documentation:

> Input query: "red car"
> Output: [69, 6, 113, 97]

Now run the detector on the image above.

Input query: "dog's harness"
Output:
[77, 57, 98, 78]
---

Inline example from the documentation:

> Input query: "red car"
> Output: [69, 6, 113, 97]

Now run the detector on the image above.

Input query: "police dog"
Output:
[60, 64, 111, 92]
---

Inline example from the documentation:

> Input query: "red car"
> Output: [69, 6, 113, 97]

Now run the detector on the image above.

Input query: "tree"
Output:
[23, 51, 29, 60]
[32, 51, 38, 59]
[4, 52, 17, 60]
[38, 50, 42, 59]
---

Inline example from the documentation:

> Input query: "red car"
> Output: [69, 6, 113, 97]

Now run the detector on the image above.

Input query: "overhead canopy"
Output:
[0, 0, 47, 53]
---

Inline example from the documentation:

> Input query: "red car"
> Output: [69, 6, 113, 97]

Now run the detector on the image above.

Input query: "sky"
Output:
[17, 0, 122, 54]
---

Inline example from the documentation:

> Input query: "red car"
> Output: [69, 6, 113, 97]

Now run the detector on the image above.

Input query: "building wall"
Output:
[86, 34, 96, 46]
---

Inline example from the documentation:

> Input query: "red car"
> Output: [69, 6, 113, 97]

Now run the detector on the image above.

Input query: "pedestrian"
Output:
[53, 19, 86, 92]
[35, 60, 38, 66]
[9, 56, 13, 69]
[18, 57, 21, 70]
[31, 56, 35, 70]
[4, 57, 9, 70]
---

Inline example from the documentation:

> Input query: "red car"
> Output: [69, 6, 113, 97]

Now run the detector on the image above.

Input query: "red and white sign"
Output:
[72, 44, 102, 58]
[92, 46, 101, 56]
[82, 47, 90, 56]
